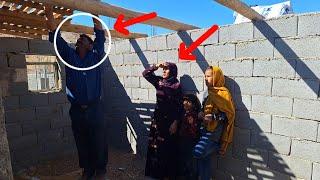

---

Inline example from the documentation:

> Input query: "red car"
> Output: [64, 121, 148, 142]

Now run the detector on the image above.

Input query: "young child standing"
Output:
[178, 94, 201, 179]
[193, 66, 235, 180]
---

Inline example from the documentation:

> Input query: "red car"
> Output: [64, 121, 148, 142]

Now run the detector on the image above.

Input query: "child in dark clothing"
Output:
[178, 94, 201, 180]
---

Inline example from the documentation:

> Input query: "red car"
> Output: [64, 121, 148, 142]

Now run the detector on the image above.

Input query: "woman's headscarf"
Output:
[159, 62, 180, 89]
[204, 66, 235, 148]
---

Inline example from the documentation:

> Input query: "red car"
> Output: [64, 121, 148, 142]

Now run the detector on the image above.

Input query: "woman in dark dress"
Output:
[143, 62, 183, 180]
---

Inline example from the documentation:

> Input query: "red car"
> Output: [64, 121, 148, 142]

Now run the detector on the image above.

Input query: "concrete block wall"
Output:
[0, 38, 76, 172]
[105, 13, 320, 180]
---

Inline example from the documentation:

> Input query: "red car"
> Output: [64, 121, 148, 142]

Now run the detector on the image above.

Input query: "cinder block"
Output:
[233, 94, 251, 111]
[248, 164, 295, 180]
[157, 49, 178, 63]
[105, 42, 115, 55]
[0, 38, 29, 53]
[293, 99, 320, 121]
[242, 147, 269, 166]
[190, 28, 218, 45]
[3, 96, 19, 110]
[51, 118, 71, 129]
[312, 163, 320, 180]
[5, 108, 35, 124]
[236, 112, 271, 133]
[147, 35, 167, 51]
[268, 152, 312, 179]
[274, 36, 320, 59]
[251, 132, 291, 155]
[148, 89, 156, 101]
[108, 54, 123, 66]
[38, 129, 63, 144]
[236, 40, 274, 59]
[140, 77, 154, 89]
[217, 157, 250, 178]
[7, 54, 26, 68]
[272, 116, 318, 141]
[115, 39, 130, 54]
[124, 77, 140, 88]
[7, 82, 28, 96]
[130, 38, 147, 53]
[138, 88, 149, 100]
[114, 65, 132, 77]
[252, 95, 293, 116]
[35, 106, 59, 120]
[176, 62, 191, 77]
[219, 60, 253, 77]
[190, 61, 208, 77]
[253, 59, 296, 78]
[123, 53, 141, 65]
[48, 92, 67, 104]
[205, 43, 235, 62]
[0, 53, 8, 67]
[291, 139, 320, 162]
[295, 59, 320, 80]
[11, 68, 27, 83]
[235, 77, 272, 95]
[272, 78, 319, 99]
[254, 15, 297, 39]
[8, 134, 37, 151]
[166, 33, 181, 49]
[5, 123, 22, 138]
[28, 39, 55, 55]
[131, 65, 145, 77]
[141, 51, 157, 65]
[20, 94, 49, 108]
[219, 22, 253, 42]
[298, 13, 320, 36]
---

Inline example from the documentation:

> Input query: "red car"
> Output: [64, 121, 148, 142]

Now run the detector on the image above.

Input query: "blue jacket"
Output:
[49, 28, 106, 105]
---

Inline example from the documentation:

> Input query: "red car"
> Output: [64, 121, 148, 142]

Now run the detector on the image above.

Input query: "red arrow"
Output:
[179, 25, 219, 61]
[114, 12, 157, 35]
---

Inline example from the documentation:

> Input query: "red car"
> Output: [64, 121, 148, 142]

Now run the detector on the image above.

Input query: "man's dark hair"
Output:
[80, 34, 94, 44]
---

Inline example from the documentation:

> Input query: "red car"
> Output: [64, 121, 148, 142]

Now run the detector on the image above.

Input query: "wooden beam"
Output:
[0, 29, 42, 38]
[0, 12, 147, 38]
[3, 0, 73, 15]
[0, 23, 47, 35]
[32, 0, 199, 31]
[214, 0, 264, 21]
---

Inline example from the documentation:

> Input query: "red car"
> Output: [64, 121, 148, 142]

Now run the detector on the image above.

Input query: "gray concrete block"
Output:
[236, 40, 274, 59]
[28, 39, 55, 55]
[124, 77, 140, 88]
[0, 53, 8, 67]
[272, 116, 318, 141]
[254, 15, 297, 39]
[7, 82, 28, 96]
[3, 96, 19, 110]
[274, 36, 320, 59]
[295, 59, 320, 80]
[11, 68, 27, 83]
[140, 77, 154, 89]
[130, 38, 147, 53]
[235, 77, 272, 95]
[291, 139, 320, 162]
[298, 13, 320, 36]
[8, 134, 37, 151]
[205, 43, 235, 61]
[131, 65, 145, 77]
[5, 108, 35, 124]
[147, 35, 167, 51]
[166, 33, 181, 49]
[0, 38, 29, 53]
[114, 65, 132, 77]
[124, 53, 142, 65]
[176, 62, 191, 77]
[51, 118, 71, 129]
[7, 54, 26, 68]
[233, 94, 251, 111]
[141, 51, 157, 65]
[251, 132, 291, 155]
[148, 89, 156, 101]
[190, 28, 218, 45]
[157, 49, 178, 63]
[48, 92, 67, 104]
[235, 112, 271, 133]
[219, 60, 253, 77]
[252, 95, 293, 116]
[312, 163, 320, 180]
[35, 106, 59, 120]
[293, 99, 320, 121]
[268, 152, 312, 180]
[105, 42, 115, 55]
[217, 157, 250, 178]
[108, 54, 123, 66]
[248, 164, 295, 180]
[115, 39, 130, 54]
[20, 94, 49, 108]
[38, 129, 63, 144]
[253, 59, 296, 78]
[5, 123, 22, 138]
[190, 61, 208, 77]
[219, 22, 253, 42]
[272, 78, 319, 99]
[22, 119, 51, 135]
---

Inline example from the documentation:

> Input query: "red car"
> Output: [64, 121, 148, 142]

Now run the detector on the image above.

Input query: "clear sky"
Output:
[72, 0, 320, 36]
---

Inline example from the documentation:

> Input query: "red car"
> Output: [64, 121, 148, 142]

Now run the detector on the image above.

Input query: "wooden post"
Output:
[32, 0, 199, 31]
[214, 0, 264, 21]
[0, 90, 14, 180]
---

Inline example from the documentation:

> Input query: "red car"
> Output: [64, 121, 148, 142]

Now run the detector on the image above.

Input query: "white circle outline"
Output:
[54, 12, 111, 71]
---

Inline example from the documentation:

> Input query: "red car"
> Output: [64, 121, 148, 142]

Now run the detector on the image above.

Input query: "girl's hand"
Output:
[203, 114, 213, 124]
[169, 120, 178, 135]
[156, 63, 165, 69]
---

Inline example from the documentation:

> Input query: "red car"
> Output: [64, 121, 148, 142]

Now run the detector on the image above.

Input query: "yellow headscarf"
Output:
[204, 66, 235, 152]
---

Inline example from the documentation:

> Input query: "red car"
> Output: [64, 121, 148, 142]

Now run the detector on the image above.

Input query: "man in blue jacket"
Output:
[45, 6, 107, 180]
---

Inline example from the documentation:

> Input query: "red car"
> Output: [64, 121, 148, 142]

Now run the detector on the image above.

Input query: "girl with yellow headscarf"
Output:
[193, 66, 235, 180]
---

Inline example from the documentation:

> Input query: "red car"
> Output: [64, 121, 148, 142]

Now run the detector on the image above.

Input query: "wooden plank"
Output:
[32, 0, 199, 31]
[0, 29, 42, 38]
[3, 0, 73, 16]
[0, 12, 147, 38]
[214, 0, 264, 21]
[0, 23, 47, 35]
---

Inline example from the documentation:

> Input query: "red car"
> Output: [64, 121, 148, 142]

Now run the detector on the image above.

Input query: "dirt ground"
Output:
[14, 147, 145, 180]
